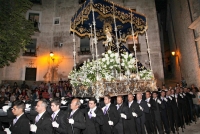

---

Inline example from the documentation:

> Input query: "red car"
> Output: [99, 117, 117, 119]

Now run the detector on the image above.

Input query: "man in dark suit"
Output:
[2, 101, 30, 134]
[50, 98, 67, 134]
[152, 91, 164, 134]
[145, 91, 157, 134]
[127, 93, 142, 134]
[114, 95, 131, 134]
[83, 97, 104, 134]
[66, 98, 86, 134]
[30, 99, 53, 134]
[160, 90, 170, 134]
[101, 95, 119, 134]
[136, 92, 149, 134]
[166, 90, 176, 134]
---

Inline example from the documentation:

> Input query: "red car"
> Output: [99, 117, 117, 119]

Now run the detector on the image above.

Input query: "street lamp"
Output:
[50, 51, 54, 57]
[50, 51, 55, 82]
[171, 51, 176, 56]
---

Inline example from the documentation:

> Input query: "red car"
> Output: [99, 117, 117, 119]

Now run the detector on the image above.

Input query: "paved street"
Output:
[178, 119, 200, 134]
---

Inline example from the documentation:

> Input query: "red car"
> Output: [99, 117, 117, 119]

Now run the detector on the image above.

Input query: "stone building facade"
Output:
[165, 0, 200, 87]
[0, 0, 164, 86]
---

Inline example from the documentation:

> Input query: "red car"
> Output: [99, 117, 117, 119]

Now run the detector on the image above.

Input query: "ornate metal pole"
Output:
[145, 31, 153, 71]
[90, 24, 95, 60]
[72, 31, 76, 69]
[113, 3, 120, 55]
[130, 10, 139, 78]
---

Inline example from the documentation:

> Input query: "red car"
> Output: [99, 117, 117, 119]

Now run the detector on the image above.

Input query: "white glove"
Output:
[2, 106, 10, 112]
[4, 128, 11, 134]
[120, 113, 127, 119]
[180, 94, 183, 98]
[52, 121, 59, 128]
[80, 99, 84, 104]
[61, 97, 65, 100]
[30, 124, 37, 132]
[169, 96, 172, 100]
[157, 100, 161, 104]
[91, 111, 96, 117]
[25, 104, 31, 109]
[69, 119, 74, 124]
[189, 92, 193, 95]
[108, 120, 113, 125]
[139, 105, 143, 111]
[147, 103, 151, 107]
[61, 100, 67, 105]
[164, 98, 168, 102]
[132, 112, 137, 117]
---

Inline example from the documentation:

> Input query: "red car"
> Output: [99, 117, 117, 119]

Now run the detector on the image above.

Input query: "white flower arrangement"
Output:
[139, 70, 153, 80]
[68, 50, 154, 87]
[121, 52, 136, 71]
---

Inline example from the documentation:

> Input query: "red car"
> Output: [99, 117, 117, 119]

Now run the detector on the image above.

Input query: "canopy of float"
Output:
[70, 0, 147, 40]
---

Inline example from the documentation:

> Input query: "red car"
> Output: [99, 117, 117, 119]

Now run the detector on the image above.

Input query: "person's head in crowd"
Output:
[36, 99, 48, 114]
[152, 91, 158, 99]
[51, 98, 61, 112]
[25, 95, 30, 101]
[145, 91, 151, 99]
[191, 84, 195, 89]
[176, 83, 180, 87]
[12, 101, 25, 116]
[136, 92, 143, 101]
[180, 87, 183, 93]
[175, 88, 180, 94]
[128, 93, 134, 102]
[171, 89, 175, 95]
[104, 95, 111, 105]
[187, 88, 191, 92]
[14, 82, 18, 86]
[169, 86, 172, 90]
[183, 87, 188, 93]
[88, 97, 97, 109]
[166, 90, 171, 96]
[116, 95, 123, 105]
[18, 94, 23, 100]
[160, 90, 166, 97]
[70, 98, 81, 111]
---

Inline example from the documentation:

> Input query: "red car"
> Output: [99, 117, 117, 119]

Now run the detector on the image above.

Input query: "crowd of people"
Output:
[0, 80, 199, 134]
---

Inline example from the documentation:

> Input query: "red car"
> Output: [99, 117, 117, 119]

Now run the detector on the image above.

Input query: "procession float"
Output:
[68, 0, 157, 99]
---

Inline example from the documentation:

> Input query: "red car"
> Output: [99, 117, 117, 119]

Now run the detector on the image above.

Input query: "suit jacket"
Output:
[10, 114, 30, 134]
[34, 111, 53, 134]
[127, 101, 142, 134]
[66, 109, 86, 134]
[152, 98, 163, 121]
[137, 100, 149, 122]
[101, 104, 120, 134]
[115, 103, 131, 134]
[52, 110, 68, 134]
[83, 107, 104, 134]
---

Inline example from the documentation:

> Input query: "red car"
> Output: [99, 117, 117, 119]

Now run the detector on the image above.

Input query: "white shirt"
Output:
[16, 113, 24, 120]
[37, 111, 46, 121]
[90, 106, 97, 112]
[137, 99, 142, 104]
[102, 103, 111, 111]
[52, 109, 60, 118]
[146, 98, 150, 103]
[71, 108, 78, 115]
[128, 101, 133, 108]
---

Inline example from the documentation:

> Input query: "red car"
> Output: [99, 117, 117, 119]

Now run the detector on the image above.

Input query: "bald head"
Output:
[70, 98, 81, 110]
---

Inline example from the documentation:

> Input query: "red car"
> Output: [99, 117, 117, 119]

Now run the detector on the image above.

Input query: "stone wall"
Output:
[166, 0, 200, 87]
[0, 0, 164, 86]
